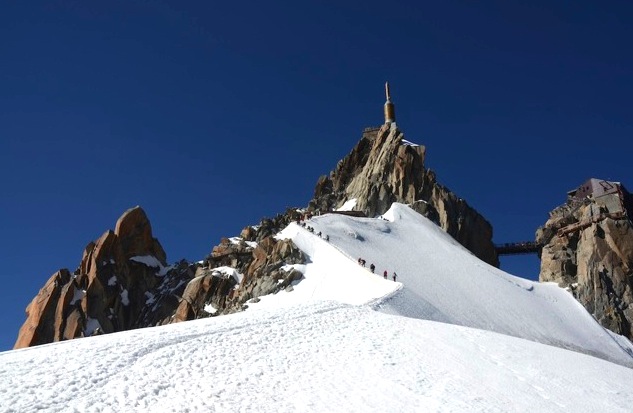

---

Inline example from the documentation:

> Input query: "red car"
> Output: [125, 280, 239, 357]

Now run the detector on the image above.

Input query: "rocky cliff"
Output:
[16, 123, 499, 348]
[310, 124, 498, 266]
[15, 206, 305, 348]
[16, 207, 184, 348]
[537, 182, 633, 339]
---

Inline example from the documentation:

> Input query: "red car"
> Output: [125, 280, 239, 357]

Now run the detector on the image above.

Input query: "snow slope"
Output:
[3, 202, 633, 412]
[2, 302, 633, 413]
[277, 203, 633, 366]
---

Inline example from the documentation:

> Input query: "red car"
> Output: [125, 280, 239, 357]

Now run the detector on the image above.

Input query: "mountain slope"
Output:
[271, 203, 633, 366]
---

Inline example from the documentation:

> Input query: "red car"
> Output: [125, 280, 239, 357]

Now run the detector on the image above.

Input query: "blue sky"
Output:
[1, 1, 631, 351]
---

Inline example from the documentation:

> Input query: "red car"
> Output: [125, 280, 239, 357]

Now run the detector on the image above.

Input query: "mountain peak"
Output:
[310, 123, 498, 266]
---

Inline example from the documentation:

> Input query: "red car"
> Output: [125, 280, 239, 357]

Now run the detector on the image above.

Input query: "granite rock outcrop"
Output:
[537, 180, 633, 339]
[309, 124, 498, 266]
[15, 207, 305, 348]
[14, 207, 180, 348]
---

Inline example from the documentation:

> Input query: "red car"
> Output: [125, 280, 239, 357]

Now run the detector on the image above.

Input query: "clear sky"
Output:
[1, 1, 631, 351]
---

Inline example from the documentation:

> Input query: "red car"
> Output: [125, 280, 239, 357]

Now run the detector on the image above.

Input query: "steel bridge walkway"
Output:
[495, 242, 542, 256]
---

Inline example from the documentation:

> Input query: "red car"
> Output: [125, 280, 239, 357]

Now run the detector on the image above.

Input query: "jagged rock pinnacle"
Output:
[310, 123, 498, 266]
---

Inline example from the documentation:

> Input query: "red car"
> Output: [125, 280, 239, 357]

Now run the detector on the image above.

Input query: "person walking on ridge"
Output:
[392, 272, 397, 282]
[383, 270, 388, 279]
[370, 264, 375, 273]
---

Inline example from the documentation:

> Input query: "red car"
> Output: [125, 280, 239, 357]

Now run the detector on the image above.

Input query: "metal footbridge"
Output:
[495, 242, 542, 256]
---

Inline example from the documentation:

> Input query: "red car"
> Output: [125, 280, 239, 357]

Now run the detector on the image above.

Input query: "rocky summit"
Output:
[16, 122, 498, 348]
[537, 179, 633, 340]
[310, 124, 498, 266]
[14, 205, 305, 348]
[15, 206, 175, 348]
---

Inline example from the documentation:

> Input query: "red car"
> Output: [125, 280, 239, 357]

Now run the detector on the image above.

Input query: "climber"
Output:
[383, 270, 388, 279]
[325, 235, 330, 242]
[370, 264, 375, 273]
[392, 272, 397, 282]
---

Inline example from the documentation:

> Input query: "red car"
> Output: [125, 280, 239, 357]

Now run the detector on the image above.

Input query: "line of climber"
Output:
[298, 221, 329, 241]
[357, 258, 397, 282]
[298, 217, 396, 281]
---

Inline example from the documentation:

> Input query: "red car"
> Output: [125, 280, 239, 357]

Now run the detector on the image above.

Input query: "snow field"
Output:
[296, 203, 633, 366]
[1, 302, 633, 413]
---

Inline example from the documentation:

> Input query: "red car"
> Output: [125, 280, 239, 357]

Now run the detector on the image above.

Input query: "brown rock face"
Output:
[14, 207, 178, 348]
[14, 270, 71, 348]
[309, 124, 498, 266]
[537, 182, 633, 339]
[16, 206, 307, 348]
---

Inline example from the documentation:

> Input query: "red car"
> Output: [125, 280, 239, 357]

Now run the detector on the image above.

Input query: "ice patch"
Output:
[107, 276, 117, 286]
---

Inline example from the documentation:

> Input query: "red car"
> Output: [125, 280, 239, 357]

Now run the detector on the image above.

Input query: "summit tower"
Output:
[384, 82, 396, 125]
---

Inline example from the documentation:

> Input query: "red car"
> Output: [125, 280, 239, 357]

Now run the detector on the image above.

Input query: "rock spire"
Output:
[310, 123, 498, 267]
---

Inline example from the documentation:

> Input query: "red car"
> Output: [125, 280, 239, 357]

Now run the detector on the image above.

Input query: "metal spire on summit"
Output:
[384, 81, 396, 125]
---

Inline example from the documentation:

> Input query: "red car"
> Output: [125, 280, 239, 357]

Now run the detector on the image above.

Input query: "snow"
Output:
[2, 202, 633, 412]
[84, 317, 101, 337]
[229, 236, 257, 248]
[1, 302, 633, 413]
[130, 255, 171, 276]
[70, 288, 85, 305]
[204, 303, 218, 314]
[211, 266, 244, 286]
[277, 203, 633, 367]
[401, 138, 420, 147]
[120, 289, 129, 306]
[145, 292, 155, 305]
[107, 275, 117, 286]
[336, 198, 358, 211]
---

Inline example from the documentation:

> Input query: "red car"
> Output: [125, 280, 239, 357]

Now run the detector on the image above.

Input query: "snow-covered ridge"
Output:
[271, 203, 633, 366]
